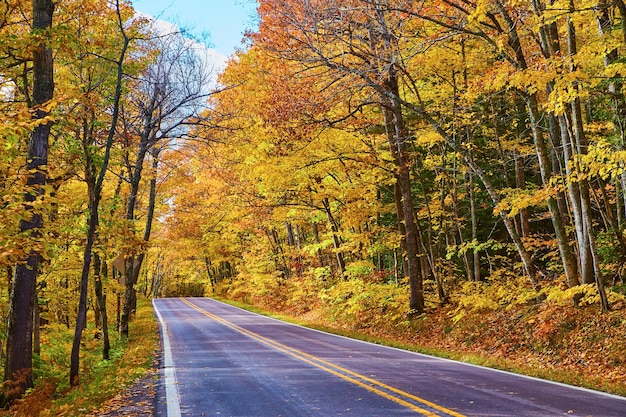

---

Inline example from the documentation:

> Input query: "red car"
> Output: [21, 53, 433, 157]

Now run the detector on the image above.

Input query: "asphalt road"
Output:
[152, 297, 626, 417]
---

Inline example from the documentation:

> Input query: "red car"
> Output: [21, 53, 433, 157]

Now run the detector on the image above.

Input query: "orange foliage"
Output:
[3, 378, 56, 417]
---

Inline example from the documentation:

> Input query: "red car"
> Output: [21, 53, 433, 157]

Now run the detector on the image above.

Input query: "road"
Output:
[152, 297, 625, 417]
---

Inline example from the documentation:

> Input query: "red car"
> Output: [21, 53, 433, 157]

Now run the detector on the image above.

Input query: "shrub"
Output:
[319, 279, 410, 329]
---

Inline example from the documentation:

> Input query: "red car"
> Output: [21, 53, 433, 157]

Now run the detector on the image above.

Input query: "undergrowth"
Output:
[0, 298, 159, 417]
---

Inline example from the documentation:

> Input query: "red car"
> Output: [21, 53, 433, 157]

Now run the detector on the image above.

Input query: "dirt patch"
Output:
[86, 367, 158, 417]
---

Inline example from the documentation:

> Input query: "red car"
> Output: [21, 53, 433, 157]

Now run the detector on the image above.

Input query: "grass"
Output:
[0, 297, 159, 417]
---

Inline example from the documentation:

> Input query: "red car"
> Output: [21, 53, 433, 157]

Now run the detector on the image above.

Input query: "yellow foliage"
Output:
[494, 186, 551, 217]
[546, 284, 626, 307]
[414, 129, 445, 147]
[451, 278, 539, 323]
[319, 278, 411, 328]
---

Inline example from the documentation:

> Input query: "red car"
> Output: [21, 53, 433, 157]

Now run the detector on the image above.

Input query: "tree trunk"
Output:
[415, 166, 446, 304]
[386, 79, 425, 314]
[33, 288, 40, 357]
[70, 205, 96, 385]
[3, 0, 54, 401]
[116, 290, 121, 331]
[93, 253, 110, 360]
[5, 266, 11, 302]
[322, 198, 346, 276]
[121, 149, 159, 336]
[119, 178, 145, 335]
[286, 222, 295, 246]
[452, 155, 475, 281]
[312, 223, 325, 269]
[508, 0, 581, 288]
[393, 178, 410, 277]
[514, 149, 530, 238]
[468, 173, 481, 282]
[379, 71, 424, 314]
[70, 1, 129, 383]
[205, 257, 217, 293]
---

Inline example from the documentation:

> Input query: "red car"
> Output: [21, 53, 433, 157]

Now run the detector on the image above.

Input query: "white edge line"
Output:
[153, 299, 183, 417]
[204, 297, 626, 402]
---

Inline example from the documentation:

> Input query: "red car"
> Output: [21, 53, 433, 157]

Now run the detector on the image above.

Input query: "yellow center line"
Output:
[180, 298, 467, 417]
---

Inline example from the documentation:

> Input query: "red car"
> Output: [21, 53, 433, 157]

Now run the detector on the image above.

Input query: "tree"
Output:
[3, 0, 54, 401]
[118, 27, 215, 336]
[68, 0, 136, 386]
[255, 0, 429, 313]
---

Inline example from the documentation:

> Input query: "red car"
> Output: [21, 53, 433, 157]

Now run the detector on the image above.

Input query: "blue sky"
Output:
[131, 0, 258, 56]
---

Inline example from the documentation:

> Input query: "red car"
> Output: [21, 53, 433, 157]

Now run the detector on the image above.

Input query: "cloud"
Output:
[134, 12, 228, 84]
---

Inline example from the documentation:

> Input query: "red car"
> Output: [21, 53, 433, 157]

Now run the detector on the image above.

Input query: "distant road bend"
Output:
[153, 298, 626, 417]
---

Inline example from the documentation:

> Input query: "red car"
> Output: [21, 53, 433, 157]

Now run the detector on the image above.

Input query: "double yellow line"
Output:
[181, 298, 467, 417]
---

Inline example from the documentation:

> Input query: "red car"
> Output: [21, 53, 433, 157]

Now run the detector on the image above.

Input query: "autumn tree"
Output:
[254, 0, 432, 313]
[118, 27, 215, 336]
[68, 0, 137, 386]
[3, 0, 54, 400]
[394, 0, 618, 306]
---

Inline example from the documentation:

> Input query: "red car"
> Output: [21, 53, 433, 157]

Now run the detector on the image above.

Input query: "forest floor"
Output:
[85, 368, 157, 417]
[0, 299, 159, 417]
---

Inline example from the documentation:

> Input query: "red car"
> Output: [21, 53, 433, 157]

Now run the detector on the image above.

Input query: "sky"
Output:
[131, 0, 259, 57]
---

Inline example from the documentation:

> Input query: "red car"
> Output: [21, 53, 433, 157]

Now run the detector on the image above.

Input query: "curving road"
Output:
[152, 297, 625, 417]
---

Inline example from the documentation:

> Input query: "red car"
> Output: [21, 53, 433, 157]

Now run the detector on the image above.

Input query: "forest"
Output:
[1, 0, 626, 414]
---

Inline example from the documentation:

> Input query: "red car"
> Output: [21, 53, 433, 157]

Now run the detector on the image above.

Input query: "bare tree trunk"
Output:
[514, 149, 530, 238]
[387, 96, 424, 314]
[566, 11, 604, 293]
[93, 253, 110, 360]
[322, 198, 346, 276]
[312, 223, 325, 269]
[70, 184, 98, 386]
[120, 146, 150, 337]
[4, 0, 54, 401]
[33, 288, 40, 357]
[380, 81, 424, 313]
[468, 173, 480, 282]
